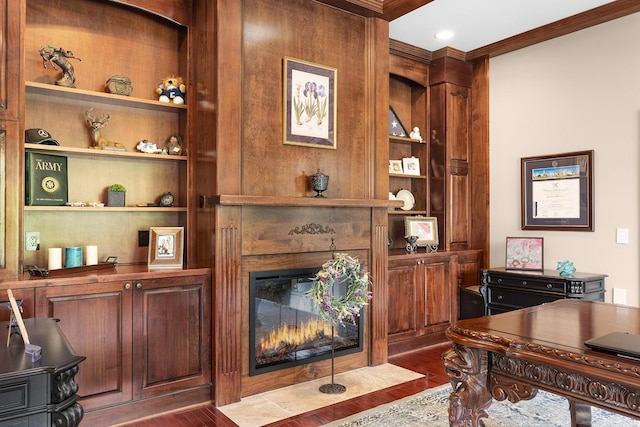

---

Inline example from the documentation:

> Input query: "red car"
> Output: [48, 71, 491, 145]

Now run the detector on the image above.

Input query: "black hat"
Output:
[25, 129, 60, 146]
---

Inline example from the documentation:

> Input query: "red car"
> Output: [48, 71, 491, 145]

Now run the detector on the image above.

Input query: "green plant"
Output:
[108, 183, 126, 192]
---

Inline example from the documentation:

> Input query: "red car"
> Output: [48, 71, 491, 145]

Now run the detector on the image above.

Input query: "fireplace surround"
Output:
[249, 267, 363, 376]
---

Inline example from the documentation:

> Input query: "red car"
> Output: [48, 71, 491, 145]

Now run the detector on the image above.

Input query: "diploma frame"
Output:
[521, 150, 594, 231]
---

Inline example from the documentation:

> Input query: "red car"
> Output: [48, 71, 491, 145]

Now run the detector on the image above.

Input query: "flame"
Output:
[257, 318, 333, 356]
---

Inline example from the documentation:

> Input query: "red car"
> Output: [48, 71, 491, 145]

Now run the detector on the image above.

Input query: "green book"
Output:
[25, 152, 68, 206]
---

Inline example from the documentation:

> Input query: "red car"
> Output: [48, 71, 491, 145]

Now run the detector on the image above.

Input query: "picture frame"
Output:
[405, 216, 439, 246]
[148, 227, 184, 269]
[389, 159, 403, 174]
[521, 150, 594, 231]
[505, 237, 544, 270]
[388, 106, 408, 137]
[402, 156, 420, 176]
[283, 57, 337, 149]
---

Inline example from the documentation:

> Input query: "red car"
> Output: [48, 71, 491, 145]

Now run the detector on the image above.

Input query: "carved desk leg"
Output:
[443, 344, 492, 427]
[569, 400, 592, 427]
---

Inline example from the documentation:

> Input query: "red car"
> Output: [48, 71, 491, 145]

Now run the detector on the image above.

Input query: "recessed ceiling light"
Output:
[434, 30, 454, 40]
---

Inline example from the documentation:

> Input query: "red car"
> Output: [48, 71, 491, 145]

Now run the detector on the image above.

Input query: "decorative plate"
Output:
[396, 189, 415, 211]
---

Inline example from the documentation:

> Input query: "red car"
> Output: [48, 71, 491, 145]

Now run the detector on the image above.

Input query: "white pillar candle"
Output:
[48, 248, 62, 270]
[86, 245, 98, 266]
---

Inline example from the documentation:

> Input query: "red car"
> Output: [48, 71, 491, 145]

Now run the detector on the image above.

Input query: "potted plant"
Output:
[107, 183, 126, 207]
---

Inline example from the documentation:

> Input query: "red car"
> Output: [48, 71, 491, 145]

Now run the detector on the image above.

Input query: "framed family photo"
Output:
[405, 216, 439, 246]
[148, 227, 184, 269]
[283, 57, 337, 149]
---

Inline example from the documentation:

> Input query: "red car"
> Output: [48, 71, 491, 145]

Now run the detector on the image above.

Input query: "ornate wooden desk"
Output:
[443, 300, 640, 427]
[0, 318, 85, 427]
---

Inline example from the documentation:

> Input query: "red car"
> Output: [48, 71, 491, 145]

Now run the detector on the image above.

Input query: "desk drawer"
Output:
[487, 287, 560, 308]
[485, 273, 565, 293]
[0, 374, 47, 417]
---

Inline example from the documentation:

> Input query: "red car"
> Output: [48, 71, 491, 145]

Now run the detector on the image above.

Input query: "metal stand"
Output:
[319, 325, 346, 394]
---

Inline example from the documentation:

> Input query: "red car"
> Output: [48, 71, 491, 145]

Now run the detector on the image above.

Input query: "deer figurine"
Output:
[85, 108, 126, 150]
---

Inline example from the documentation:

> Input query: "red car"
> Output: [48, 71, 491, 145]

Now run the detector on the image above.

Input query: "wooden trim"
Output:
[209, 194, 404, 209]
[467, 0, 640, 59]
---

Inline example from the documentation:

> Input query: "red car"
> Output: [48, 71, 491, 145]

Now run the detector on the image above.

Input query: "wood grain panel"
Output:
[241, 206, 371, 255]
[35, 281, 134, 410]
[242, 0, 368, 199]
[135, 276, 210, 399]
[388, 261, 418, 340]
[424, 260, 450, 326]
[0, 0, 21, 121]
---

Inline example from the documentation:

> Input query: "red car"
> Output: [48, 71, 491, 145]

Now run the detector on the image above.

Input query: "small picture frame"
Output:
[405, 216, 439, 246]
[148, 227, 184, 269]
[505, 237, 544, 270]
[402, 157, 420, 176]
[389, 160, 403, 174]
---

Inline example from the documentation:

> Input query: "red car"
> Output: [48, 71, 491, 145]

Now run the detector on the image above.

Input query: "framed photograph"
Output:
[405, 216, 439, 246]
[389, 160, 403, 174]
[283, 57, 336, 149]
[402, 157, 420, 176]
[505, 237, 544, 270]
[389, 106, 408, 137]
[521, 150, 594, 231]
[148, 227, 184, 269]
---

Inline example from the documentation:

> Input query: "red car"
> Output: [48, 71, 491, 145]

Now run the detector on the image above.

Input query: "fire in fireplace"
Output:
[249, 267, 363, 376]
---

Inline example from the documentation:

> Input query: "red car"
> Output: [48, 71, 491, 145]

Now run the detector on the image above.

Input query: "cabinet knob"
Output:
[547, 283, 553, 289]
[125, 283, 131, 290]
[136, 282, 143, 289]
[497, 295, 503, 300]
[522, 281, 527, 285]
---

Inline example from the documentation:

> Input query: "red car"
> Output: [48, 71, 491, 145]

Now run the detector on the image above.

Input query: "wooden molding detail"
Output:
[213, 223, 242, 406]
[442, 344, 492, 427]
[288, 223, 336, 235]
[491, 353, 640, 418]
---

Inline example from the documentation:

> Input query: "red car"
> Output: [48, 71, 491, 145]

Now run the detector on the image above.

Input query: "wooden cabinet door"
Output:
[0, 0, 21, 121]
[35, 282, 134, 410]
[422, 257, 452, 329]
[132, 274, 211, 399]
[387, 259, 422, 344]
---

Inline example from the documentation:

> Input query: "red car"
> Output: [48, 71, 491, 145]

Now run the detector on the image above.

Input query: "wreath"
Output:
[308, 253, 372, 326]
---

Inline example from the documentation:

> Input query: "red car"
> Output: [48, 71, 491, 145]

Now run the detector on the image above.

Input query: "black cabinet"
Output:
[0, 318, 85, 427]
[482, 268, 606, 315]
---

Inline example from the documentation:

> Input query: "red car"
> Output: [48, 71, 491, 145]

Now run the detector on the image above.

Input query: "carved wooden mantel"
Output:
[211, 195, 395, 405]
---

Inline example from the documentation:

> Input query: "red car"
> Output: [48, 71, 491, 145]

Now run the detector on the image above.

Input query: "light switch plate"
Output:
[616, 227, 629, 244]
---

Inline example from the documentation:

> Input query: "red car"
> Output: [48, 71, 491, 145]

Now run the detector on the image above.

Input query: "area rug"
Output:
[323, 383, 640, 426]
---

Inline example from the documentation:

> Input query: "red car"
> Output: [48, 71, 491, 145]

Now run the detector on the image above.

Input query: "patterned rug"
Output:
[323, 383, 640, 426]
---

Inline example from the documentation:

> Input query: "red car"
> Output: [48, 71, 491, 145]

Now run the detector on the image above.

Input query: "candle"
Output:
[86, 245, 98, 266]
[65, 247, 82, 268]
[48, 248, 62, 270]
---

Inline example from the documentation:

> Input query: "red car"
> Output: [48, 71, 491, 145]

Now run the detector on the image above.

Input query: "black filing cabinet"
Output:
[482, 268, 606, 315]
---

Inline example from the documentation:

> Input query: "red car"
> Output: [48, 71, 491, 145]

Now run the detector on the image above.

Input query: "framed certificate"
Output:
[521, 150, 593, 231]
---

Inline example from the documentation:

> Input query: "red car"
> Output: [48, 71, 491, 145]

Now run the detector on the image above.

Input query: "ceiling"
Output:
[389, 0, 615, 53]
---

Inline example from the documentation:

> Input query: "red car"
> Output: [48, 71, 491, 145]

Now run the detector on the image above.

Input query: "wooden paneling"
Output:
[241, 206, 371, 256]
[242, 0, 369, 199]
[35, 281, 134, 410]
[0, 0, 22, 121]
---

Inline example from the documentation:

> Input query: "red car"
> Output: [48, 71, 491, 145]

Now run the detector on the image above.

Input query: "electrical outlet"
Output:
[25, 231, 40, 251]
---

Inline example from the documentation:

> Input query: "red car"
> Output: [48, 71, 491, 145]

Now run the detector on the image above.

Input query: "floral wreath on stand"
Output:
[308, 252, 373, 326]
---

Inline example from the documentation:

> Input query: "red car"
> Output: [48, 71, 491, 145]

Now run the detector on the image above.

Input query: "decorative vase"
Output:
[310, 169, 329, 198]
[108, 191, 125, 207]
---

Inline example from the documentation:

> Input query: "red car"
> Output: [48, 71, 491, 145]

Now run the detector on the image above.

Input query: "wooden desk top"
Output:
[450, 299, 638, 354]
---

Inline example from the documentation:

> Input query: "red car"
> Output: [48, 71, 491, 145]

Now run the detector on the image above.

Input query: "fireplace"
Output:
[249, 267, 363, 376]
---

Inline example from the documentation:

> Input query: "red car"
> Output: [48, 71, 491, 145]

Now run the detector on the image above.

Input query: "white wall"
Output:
[490, 12, 640, 306]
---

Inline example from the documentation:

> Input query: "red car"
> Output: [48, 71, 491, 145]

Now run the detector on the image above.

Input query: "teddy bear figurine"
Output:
[156, 76, 186, 104]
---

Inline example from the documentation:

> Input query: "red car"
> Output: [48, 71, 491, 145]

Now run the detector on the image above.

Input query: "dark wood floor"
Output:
[121, 343, 451, 427]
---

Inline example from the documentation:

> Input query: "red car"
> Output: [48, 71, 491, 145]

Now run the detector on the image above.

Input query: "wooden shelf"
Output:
[24, 206, 187, 212]
[388, 210, 428, 215]
[389, 135, 424, 145]
[26, 81, 187, 112]
[389, 173, 427, 179]
[25, 143, 187, 162]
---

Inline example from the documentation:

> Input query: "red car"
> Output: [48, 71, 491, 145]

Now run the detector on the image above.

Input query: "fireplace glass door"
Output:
[249, 267, 362, 376]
